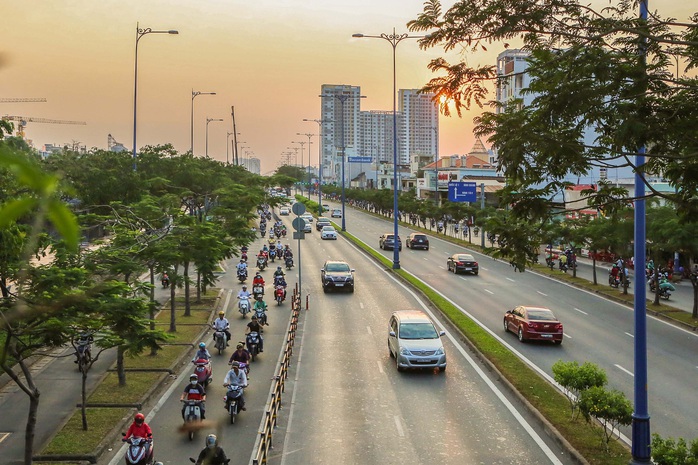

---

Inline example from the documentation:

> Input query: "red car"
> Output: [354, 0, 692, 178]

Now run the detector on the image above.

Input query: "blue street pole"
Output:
[630, 1, 650, 463]
[303, 118, 331, 216]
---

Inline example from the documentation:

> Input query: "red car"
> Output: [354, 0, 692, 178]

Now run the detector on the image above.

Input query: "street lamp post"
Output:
[292, 140, 308, 196]
[297, 132, 315, 198]
[318, 92, 365, 232]
[132, 23, 178, 170]
[191, 90, 216, 155]
[226, 132, 235, 164]
[352, 28, 424, 269]
[303, 119, 332, 215]
[205, 118, 223, 158]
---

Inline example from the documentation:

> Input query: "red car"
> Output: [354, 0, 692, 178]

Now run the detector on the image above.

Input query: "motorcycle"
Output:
[253, 284, 264, 300]
[161, 277, 169, 289]
[224, 384, 245, 424]
[281, 228, 287, 237]
[181, 400, 203, 441]
[649, 279, 675, 300]
[260, 229, 266, 238]
[237, 268, 247, 283]
[213, 328, 227, 355]
[192, 359, 212, 386]
[75, 336, 92, 373]
[269, 249, 276, 262]
[122, 435, 154, 465]
[238, 297, 251, 318]
[241, 252, 248, 261]
[609, 273, 621, 288]
[254, 306, 267, 326]
[275, 285, 285, 305]
[246, 332, 261, 361]
[285, 256, 294, 269]
[257, 256, 266, 271]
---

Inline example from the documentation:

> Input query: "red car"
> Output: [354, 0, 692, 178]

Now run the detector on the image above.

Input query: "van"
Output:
[388, 310, 446, 372]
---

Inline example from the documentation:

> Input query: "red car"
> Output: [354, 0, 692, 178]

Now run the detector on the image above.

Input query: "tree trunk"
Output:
[117, 345, 126, 387]
[196, 270, 201, 304]
[653, 264, 660, 306]
[169, 264, 178, 333]
[149, 265, 155, 331]
[592, 252, 597, 285]
[692, 278, 698, 319]
[184, 261, 191, 317]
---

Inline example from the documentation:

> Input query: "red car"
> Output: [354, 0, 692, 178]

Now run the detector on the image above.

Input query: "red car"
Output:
[503, 306, 563, 344]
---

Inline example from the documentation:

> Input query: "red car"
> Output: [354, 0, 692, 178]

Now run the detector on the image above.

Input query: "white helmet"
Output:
[206, 433, 217, 448]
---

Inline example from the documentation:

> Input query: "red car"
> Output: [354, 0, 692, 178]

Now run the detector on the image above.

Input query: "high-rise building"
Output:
[358, 110, 396, 165]
[240, 157, 261, 175]
[399, 89, 438, 166]
[320, 84, 362, 184]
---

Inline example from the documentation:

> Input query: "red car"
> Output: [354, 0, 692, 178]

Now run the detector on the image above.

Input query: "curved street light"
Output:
[191, 90, 216, 155]
[303, 118, 333, 215]
[352, 28, 425, 269]
[205, 118, 223, 158]
[132, 23, 178, 170]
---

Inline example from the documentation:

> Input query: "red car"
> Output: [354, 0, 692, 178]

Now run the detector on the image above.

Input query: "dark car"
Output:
[316, 217, 332, 231]
[406, 233, 429, 250]
[321, 260, 355, 293]
[379, 233, 402, 251]
[503, 306, 563, 344]
[446, 253, 479, 275]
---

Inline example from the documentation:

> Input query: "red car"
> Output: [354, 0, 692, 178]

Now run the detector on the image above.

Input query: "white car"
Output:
[302, 219, 312, 233]
[321, 225, 338, 240]
[331, 209, 342, 218]
[301, 213, 313, 223]
[279, 207, 290, 216]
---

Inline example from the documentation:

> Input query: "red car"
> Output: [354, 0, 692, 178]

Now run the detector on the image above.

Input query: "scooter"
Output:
[609, 274, 620, 288]
[246, 332, 261, 361]
[269, 249, 276, 262]
[260, 229, 266, 238]
[257, 256, 266, 271]
[75, 337, 92, 373]
[122, 434, 154, 465]
[238, 297, 251, 318]
[285, 256, 294, 269]
[192, 359, 212, 386]
[213, 328, 227, 355]
[237, 269, 247, 283]
[223, 384, 245, 424]
[275, 285, 285, 305]
[254, 307, 267, 326]
[181, 400, 203, 441]
[252, 284, 264, 300]
[161, 277, 169, 289]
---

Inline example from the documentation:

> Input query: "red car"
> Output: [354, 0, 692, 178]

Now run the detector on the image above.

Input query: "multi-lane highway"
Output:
[301, 201, 698, 443]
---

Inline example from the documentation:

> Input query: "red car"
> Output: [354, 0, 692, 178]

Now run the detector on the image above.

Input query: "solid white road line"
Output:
[573, 308, 588, 315]
[393, 415, 405, 438]
[484, 289, 494, 295]
[615, 364, 635, 377]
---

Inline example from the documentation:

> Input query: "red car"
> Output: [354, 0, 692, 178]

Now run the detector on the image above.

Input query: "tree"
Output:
[578, 386, 634, 449]
[651, 434, 698, 464]
[552, 359, 608, 419]
[408, 0, 698, 270]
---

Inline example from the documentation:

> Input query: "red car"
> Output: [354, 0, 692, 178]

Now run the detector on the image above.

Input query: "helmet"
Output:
[277, 266, 282, 271]
[189, 373, 198, 381]
[256, 272, 261, 276]
[236, 343, 243, 349]
[252, 315, 258, 320]
[231, 361, 240, 368]
[135, 413, 145, 425]
[198, 342, 206, 349]
[242, 285, 247, 289]
[206, 434, 217, 448]
[219, 311, 225, 316]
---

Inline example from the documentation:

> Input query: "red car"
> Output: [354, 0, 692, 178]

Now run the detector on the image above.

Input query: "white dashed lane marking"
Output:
[625, 332, 634, 338]
[615, 364, 634, 377]
[574, 308, 588, 315]
[506, 277, 515, 282]
[537, 291, 548, 297]
[484, 289, 494, 295]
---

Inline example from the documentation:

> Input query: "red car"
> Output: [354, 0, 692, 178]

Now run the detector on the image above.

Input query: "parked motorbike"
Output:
[224, 384, 244, 424]
[238, 297, 251, 318]
[181, 400, 203, 441]
[122, 434, 154, 465]
[192, 359, 212, 386]
[285, 256, 294, 269]
[246, 332, 261, 361]
[213, 329, 227, 355]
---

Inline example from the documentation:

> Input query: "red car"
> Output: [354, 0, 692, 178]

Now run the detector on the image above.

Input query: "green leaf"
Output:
[47, 199, 79, 250]
[0, 197, 38, 227]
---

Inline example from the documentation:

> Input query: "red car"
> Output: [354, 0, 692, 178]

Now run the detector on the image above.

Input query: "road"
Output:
[319, 201, 698, 442]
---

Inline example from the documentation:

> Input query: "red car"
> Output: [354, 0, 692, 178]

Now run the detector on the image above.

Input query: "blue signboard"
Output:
[347, 156, 372, 163]
[447, 182, 477, 202]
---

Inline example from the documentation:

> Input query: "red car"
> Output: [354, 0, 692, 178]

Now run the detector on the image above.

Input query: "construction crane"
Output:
[1, 115, 86, 139]
[0, 98, 47, 103]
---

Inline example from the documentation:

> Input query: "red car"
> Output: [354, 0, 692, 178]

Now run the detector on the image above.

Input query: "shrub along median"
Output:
[39, 288, 221, 460]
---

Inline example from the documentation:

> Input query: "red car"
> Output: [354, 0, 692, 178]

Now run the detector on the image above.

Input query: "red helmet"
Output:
[135, 413, 145, 424]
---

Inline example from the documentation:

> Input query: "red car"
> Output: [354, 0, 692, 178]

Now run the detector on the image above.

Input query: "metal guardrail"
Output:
[251, 287, 302, 465]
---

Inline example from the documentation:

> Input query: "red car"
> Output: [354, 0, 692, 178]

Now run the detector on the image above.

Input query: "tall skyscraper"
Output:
[399, 89, 438, 166]
[320, 84, 362, 183]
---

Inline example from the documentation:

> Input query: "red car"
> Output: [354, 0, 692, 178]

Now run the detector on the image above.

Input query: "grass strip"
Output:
[155, 309, 211, 325]
[43, 408, 131, 455]
[89, 372, 163, 404]
[124, 344, 187, 370]
[341, 228, 631, 464]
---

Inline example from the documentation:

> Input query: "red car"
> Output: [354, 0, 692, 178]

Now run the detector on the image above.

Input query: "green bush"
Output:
[552, 359, 607, 418]
[651, 434, 698, 464]
[578, 386, 633, 449]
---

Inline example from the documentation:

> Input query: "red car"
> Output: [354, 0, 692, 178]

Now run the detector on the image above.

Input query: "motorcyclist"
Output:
[228, 343, 251, 366]
[212, 311, 230, 346]
[123, 412, 152, 440]
[253, 273, 265, 287]
[262, 244, 269, 254]
[246, 315, 264, 352]
[283, 246, 293, 259]
[237, 285, 251, 300]
[273, 266, 285, 279]
[161, 272, 170, 288]
[192, 342, 211, 362]
[236, 259, 248, 274]
[253, 295, 268, 313]
[194, 434, 228, 465]
[273, 274, 287, 300]
[180, 373, 206, 419]
[223, 362, 248, 411]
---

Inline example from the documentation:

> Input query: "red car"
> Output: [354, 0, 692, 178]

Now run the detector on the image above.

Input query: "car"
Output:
[322, 204, 330, 212]
[503, 306, 563, 344]
[321, 225, 337, 240]
[279, 207, 290, 216]
[302, 219, 312, 233]
[301, 212, 313, 223]
[379, 233, 402, 251]
[316, 217, 331, 231]
[406, 233, 429, 250]
[321, 260, 355, 293]
[331, 208, 342, 218]
[388, 310, 446, 372]
[446, 253, 479, 275]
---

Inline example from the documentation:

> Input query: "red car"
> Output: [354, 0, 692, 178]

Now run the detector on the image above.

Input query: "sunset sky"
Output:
[2, 1, 694, 174]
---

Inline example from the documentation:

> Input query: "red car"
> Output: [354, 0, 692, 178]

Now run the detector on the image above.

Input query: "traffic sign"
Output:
[293, 231, 305, 240]
[292, 202, 306, 216]
[447, 182, 477, 202]
[347, 156, 372, 163]
[292, 217, 306, 231]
